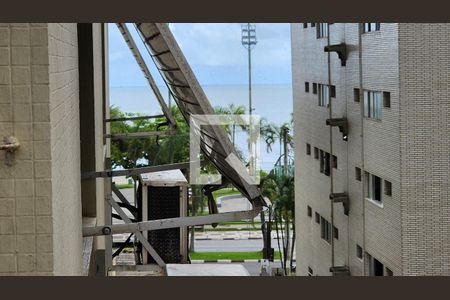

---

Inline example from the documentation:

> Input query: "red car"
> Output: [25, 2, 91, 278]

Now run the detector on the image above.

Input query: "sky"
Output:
[108, 23, 292, 87]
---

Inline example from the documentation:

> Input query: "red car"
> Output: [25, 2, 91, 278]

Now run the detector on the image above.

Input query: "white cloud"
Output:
[170, 23, 291, 68]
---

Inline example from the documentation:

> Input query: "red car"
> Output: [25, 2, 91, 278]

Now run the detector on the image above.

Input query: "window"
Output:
[364, 90, 382, 120]
[306, 143, 311, 155]
[383, 91, 391, 108]
[313, 147, 319, 159]
[312, 83, 317, 94]
[305, 82, 310, 93]
[355, 167, 362, 181]
[354, 88, 360, 102]
[384, 180, 392, 196]
[318, 84, 330, 107]
[308, 267, 314, 276]
[317, 23, 328, 38]
[333, 226, 339, 240]
[320, 217, 332, 243]
[332, 155, 338, 169]
[303, 23, 308, 28]
[363, 23, 380, 33]
[307, 205, 312, 217]
[365, 172, 382, 204]
[320, 150, 331, 176]
[368, 254, 384, 276]
[310, 23, 316, 27]
[356, 245, 363, 259]
[330, 85, 336, 98]
[315, 212, 320, 224]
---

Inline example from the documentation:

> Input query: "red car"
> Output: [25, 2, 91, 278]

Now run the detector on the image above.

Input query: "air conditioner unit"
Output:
[138, 169, 188, 264]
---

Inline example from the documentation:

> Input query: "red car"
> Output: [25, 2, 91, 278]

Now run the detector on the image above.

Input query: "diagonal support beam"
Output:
[107, 197, 166, 267]
[81, 161, 193, 179]
[83, 208, 260, 237]
[112, 184, 137, 219]
[104, 129, 175, 140]
[116, 23, 176, 128]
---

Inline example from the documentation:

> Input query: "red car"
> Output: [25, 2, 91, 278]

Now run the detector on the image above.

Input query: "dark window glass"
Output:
[383, 91, 391, 108]
[354, 88, 360, 102]
[355, 167, 362, 181]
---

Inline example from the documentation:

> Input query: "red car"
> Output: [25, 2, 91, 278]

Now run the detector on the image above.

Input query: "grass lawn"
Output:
[218, 220, 262, 226]
[115, 183, 134, 189]
[189, 251, 281, 261]
[202, 227, 261, 232]
[212, 187, 241, 199]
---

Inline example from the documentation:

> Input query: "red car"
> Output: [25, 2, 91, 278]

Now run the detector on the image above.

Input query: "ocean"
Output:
[110, 84, 293, 171]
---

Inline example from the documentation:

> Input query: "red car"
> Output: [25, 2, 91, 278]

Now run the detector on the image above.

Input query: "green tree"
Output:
[260, 172, 295, 275]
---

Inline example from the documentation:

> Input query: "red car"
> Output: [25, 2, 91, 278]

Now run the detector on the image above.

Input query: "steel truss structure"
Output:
[81, 23, 266, 271]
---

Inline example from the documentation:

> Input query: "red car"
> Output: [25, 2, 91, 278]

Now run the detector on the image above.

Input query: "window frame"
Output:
[356, 244, 363, 260]
[365, 171, 383, 205]
[355, 167, 362, 181]
[383, 91, 391, 108]
[354, 88, 360, 102]
[364, 90, 382, 120]
[320, 216, 332, 243]
[318, 84, 330, 107]
[384, 180, 392, 196]
[363, 23, 381, 33]
[319, 149, 331, 176]
[317, 23, 329, 38]
[332, 155, 338, 169]
[368, 254, 385, 276]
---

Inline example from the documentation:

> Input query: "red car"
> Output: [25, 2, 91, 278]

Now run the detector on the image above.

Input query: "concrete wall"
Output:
[293, 23, 402, 276]
[48, 23, 82, 276]
[293, 23, 450, 276]
[398, 23, 450, 275]
[78, 23, 109, 274]
[0, 23, 82, 275]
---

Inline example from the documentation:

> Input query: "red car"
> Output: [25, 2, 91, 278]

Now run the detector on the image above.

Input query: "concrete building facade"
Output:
[0, 23, 108, 275]
[292, 23, 450, 276]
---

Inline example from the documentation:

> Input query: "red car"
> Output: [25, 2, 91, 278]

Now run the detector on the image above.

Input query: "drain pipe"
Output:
[326, 23, 335, 269]
[358, 23, 367, 276]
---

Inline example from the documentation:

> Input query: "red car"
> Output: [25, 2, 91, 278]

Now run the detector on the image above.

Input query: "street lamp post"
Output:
[241, 23, 257, 118]
[241, 23, 258, 181]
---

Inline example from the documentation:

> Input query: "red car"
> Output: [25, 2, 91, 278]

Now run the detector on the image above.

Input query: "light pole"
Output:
[241, 23, 258, 242]
[241, 23, 257, 117]
[241, 23, 258, 179]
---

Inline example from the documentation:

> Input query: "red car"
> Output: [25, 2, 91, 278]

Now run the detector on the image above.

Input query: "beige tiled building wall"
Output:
[292, 23, 450, 276]
[0, 23, 82, 275]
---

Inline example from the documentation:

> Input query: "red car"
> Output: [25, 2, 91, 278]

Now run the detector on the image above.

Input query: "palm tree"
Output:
[260, 172, 295, 275]
[214, 103, 246, 146]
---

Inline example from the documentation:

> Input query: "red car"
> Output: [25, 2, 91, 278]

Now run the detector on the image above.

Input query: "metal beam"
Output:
[81, 161, 192, 179]
[105, 114, 165, 122]
[108, 197, 166, 267]
[116, 23, 176, 127]
[83, 208, 260, 237]
[104, 130, 175, 140]
[112, 184, 137, 219]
